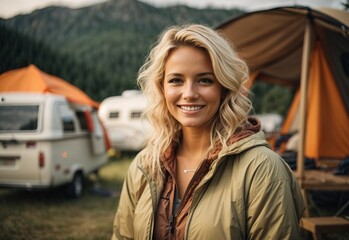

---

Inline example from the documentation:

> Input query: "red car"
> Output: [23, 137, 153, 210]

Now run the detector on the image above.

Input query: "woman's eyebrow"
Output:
[165, 73, 182, 77]
[197, 72, 215, 77]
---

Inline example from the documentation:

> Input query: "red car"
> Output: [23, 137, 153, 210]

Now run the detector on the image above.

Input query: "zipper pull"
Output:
[169, 214, 175, 235]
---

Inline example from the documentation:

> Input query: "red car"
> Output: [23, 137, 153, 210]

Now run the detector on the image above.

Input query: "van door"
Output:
[0, 104, 42, 186]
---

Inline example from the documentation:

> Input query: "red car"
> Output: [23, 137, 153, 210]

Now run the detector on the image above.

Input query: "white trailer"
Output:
[98, 90, 149, 152]
[0, 93, 110, 197]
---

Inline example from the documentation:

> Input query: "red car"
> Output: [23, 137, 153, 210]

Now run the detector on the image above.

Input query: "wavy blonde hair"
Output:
[137, 24, 252, 185]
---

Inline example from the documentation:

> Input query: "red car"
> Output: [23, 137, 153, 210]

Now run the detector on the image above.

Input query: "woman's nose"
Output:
[183, 82, 198, 100]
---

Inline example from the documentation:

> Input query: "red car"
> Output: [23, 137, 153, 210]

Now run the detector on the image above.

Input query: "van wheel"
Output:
[66, 172, 84, 198]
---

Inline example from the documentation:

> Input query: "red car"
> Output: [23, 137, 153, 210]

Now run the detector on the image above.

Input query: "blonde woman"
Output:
[112, 24, 305, 240]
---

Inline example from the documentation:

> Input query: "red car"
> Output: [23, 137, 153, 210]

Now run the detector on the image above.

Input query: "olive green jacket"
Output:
[112, 131, 305, 240]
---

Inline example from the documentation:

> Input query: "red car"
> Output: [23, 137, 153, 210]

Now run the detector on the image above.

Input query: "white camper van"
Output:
[98, 90, 149, 152]
[0, 93, 110, 197]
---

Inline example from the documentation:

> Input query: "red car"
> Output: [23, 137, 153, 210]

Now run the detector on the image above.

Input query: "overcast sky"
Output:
[0, 0, 344, 19]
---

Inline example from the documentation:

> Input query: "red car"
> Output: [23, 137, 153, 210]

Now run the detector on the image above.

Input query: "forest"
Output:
[0, 0, 293, 116]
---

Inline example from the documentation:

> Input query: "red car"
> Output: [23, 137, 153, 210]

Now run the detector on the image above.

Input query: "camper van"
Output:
[0, 93, 110, 197]
[98, 90, 149, 152]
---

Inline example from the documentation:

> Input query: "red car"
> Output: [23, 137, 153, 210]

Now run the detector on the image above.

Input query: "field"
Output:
[0, 157, 132, 240]
[1, 156, 349, 240]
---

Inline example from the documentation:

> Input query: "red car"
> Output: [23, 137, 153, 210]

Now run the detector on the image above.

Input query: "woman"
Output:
[112, 24, 305, 240]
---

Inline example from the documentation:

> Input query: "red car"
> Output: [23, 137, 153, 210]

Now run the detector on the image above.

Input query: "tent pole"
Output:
[297, 18, 312, 180]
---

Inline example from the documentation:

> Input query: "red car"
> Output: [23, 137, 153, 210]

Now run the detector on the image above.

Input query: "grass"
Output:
[0, 157, 132, 240]
[1, 156, 349, 240]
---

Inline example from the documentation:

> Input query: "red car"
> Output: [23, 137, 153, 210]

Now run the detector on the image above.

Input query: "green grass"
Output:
[1, 156, 349, 240]
[0, 157, 132, 240]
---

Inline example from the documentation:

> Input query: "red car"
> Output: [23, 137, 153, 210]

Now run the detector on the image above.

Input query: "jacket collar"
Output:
[160, 117, 263, 174]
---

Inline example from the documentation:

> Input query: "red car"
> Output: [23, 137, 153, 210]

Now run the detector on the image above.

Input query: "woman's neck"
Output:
[179, 127, 211, 161]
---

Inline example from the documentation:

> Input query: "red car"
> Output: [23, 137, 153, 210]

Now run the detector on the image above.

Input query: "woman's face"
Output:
[163, 46, 223, 131]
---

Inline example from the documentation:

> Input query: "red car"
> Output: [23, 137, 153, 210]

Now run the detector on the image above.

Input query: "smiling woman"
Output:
[112, 24, 305, 240]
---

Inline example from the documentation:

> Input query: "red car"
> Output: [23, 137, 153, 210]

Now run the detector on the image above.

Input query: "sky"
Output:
[0, 0, 344, 19]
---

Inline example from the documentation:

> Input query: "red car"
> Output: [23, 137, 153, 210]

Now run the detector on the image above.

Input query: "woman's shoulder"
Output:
[124, 150, 149, 184]
[233, 144, 294, 182]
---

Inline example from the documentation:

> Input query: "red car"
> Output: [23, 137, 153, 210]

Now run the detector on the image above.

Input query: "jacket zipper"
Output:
[170, 214, 175, 236]
[139, 166, 158, 240]
[169, 187, 180, 239]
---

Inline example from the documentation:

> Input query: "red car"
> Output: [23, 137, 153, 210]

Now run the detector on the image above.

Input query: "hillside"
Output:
[0, 23, 115, 101]
[1, 0, 243, 100]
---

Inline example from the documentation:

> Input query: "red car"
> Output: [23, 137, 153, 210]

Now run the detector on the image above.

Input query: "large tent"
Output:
[0, 64, 99, 108]
[216, 6, 349, 177]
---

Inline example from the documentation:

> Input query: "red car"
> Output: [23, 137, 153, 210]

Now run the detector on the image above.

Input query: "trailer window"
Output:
[130, 111, 142, 119]
[109, 111, 119, 119]
[0, 105, 39, 131]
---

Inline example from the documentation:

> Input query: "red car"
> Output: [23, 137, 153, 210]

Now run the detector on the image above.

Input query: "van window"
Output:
[62, 116, 75, 132]
[130, 111, 142, 119]
[109, 111, 119, 119]
[0, 105, 39, 131]
[76, 111, 88, 131]
[58, 104, 75, 132]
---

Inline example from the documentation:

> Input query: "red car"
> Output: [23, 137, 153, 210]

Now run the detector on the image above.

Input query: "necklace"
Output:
[178, 145, 207, 174]
[183, 169, 196, 174]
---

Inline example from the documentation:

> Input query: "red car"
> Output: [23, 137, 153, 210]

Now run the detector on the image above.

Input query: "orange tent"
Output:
[0, 64, 99, 108]
[216, 6, 349, 177]
[281, 43, 349, 161]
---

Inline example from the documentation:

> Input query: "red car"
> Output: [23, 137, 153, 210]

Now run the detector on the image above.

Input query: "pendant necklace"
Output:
[183, 169, 196, 174]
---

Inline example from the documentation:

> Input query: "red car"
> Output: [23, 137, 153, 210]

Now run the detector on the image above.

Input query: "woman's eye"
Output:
[198, 78, 214, 84]
[168, 78, 183, 84]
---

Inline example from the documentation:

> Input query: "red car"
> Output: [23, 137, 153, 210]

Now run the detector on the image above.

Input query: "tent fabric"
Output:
[217, 6, 349, 110]
[305, 42, 349, 159]
[280, 90, 300, 135]
[0, 64, 99, 108]
[216, 6, 349, 161]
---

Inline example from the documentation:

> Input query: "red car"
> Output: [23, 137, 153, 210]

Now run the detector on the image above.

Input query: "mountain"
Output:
[2, 0, 242, 47]
[0, 0, 244, 101]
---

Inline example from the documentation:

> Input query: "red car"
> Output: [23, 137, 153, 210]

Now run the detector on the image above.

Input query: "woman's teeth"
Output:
[180, 106, 203, 111]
